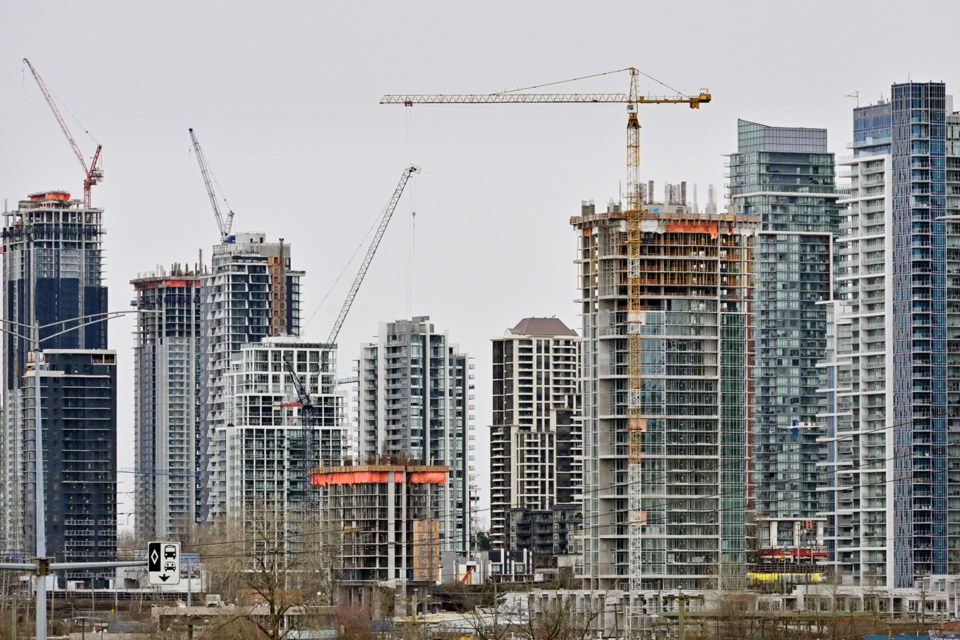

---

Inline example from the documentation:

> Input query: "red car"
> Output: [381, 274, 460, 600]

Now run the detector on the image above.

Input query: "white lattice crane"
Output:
[22, 58, 103, 208]
[383, 68, 711, 597]
[188, 128, 236, 243]
[326, 165, 420, 345]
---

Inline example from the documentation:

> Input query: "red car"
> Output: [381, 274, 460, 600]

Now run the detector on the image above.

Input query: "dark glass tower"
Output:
[1, 190, 113, 582]
[23, 350, 117, 586]
[3, 191, 107, 387]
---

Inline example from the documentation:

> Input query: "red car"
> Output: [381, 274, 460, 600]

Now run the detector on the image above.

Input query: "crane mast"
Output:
[282, 359, 317, 466]
[188, 128, 236, 243]
[326, 165, 420, 345]
[382, 68, 710, 603]
[22, 58, 103, 208]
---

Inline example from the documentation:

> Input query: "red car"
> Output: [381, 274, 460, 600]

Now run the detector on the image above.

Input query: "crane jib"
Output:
[380, 93, 710, 106]
[326, 165, 421, 345]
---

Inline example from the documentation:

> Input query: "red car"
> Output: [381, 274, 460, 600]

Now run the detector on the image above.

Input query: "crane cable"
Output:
[303, 204, 383, 330]
[22, 59, 100, 146]
[406, 107, 416, 319]
[497, 67, 689, 98]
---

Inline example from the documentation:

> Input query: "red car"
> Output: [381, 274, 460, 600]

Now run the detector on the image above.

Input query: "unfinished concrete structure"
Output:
[311, 463, 446, 606]
[200, 233, 303, 523]
[489, 317, 582, 554]
[132, 265, 203, 542]
[572, 196, 757, 592]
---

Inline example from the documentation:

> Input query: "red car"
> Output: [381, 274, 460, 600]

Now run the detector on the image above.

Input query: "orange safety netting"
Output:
[665, 220, 718, 239]
[310, 470, 446, 486]
[409, 472, 446, 485]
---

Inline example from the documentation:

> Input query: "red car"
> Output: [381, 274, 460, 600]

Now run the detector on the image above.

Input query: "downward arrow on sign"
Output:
[160, 575, 169, 582]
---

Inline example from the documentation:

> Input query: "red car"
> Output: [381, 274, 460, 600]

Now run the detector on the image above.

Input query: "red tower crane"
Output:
[22, 58, 103, 208]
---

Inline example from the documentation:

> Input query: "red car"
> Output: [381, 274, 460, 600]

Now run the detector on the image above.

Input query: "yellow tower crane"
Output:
[382, 68, 710, 596]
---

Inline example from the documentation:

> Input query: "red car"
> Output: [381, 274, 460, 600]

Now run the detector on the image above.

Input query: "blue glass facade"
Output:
[833, 82, 957, 588]
[885, 83, 949, 584]
[729, 120, 840, 550]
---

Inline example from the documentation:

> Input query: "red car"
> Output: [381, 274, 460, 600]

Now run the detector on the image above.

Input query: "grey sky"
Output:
[2, 1, 958, 527]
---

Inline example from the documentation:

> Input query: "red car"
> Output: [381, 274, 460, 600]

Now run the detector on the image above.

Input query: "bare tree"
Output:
[523, 592, 601, 640]
[196, 500, 339, 639]
[337, 602, 375, 640]
[463, 580, 511, 640]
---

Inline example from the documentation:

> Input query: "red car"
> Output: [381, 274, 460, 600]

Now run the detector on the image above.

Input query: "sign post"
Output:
[148, 541, 181, 586]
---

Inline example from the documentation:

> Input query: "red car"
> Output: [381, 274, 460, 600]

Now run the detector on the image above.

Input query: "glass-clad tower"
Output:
[200, 233, 303, 523]
[23, 350, 117, 587]
[728, 120, 841, 555]
[358, 316, 476, 556]
[822, 82, 960, 588]
[1, 190, 111, 571]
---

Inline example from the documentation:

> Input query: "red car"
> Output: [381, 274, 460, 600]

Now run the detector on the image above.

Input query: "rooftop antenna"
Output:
[846, 91, 860, 108]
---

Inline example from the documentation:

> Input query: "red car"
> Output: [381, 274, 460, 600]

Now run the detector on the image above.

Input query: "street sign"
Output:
[148, 541, 181, 586]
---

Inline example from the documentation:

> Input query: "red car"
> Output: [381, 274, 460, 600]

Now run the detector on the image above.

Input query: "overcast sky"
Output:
[2, 1, 958, 530]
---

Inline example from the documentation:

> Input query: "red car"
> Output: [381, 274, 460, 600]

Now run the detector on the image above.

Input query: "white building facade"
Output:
[224, 337, 346, 533]
[200, 233, 303, 523]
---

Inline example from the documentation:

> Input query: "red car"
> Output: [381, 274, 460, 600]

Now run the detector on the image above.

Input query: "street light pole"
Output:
[33, 320, 47, 640]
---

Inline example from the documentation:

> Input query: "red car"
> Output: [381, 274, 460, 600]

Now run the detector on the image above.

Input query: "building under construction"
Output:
[572, 193, 758, 592]
[132, 265, 204, 543]
[311, 463, 446, 609]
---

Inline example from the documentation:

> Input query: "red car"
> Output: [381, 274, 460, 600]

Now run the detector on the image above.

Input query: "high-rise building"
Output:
[23, 350, 117, 586]
[358, 316, 475, 555]
[1, 190, 110, 565]
[132, 265, 203, 542]
[572, 198, 757, 591]
[489, 317, 582, 553]
[199, 233, 302, 523]
[223, 337, 345, 533]
[822, 82, 960, 588]
[728, 120, 841, 554]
